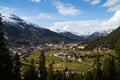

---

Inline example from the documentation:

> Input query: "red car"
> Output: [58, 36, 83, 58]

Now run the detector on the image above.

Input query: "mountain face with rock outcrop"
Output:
[2, 14, 75, 47]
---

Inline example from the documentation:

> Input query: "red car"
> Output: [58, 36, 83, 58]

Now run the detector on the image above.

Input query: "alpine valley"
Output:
[2, 14, 113, 48]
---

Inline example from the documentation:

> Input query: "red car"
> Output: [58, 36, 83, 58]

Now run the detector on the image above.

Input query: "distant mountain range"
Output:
[1, 14, 113, 48]
[59, 30, 112, 41]
[59, 32, 86, 42]
[86, 26, 120, 49]
[86, 30, 112, 40]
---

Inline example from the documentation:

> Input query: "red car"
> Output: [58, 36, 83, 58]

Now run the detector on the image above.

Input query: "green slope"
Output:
[86, 26, 120, 50]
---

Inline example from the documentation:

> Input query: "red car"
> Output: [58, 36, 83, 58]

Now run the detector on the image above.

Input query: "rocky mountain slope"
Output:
[2, 14, 74, 47]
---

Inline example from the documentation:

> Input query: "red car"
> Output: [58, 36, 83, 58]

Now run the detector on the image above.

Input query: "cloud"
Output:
[21, 16, 34, 21]
[63, 25, 69, 31]
[101, 10, 120, 29]
[84, 0, 91, 2]
[22, 13, 53, 21]
[0, 6, 16, 15]
[53, 1, 81, 16]
[30, 0, 41, 2]
[91, 0, 101, 5]
[84, 0, 101, 5]
[50, 10, 120, 35]
[103, 0, 120, 7]
[50, 20, 103, 35]
[103, 0, 120, 12]
[38, 13, 53, 19]
[107, 4, 120, 12]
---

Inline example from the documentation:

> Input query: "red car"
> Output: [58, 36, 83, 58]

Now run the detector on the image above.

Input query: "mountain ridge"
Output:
[1, 14, 114, 49]
[2, 14, 75, 47]
[85, 26, 120, 49]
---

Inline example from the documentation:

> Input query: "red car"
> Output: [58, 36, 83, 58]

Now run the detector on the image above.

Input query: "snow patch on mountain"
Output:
[2, 14, 44, 30]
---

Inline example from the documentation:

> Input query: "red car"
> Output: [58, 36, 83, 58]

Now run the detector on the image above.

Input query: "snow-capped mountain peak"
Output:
[2, 14, 44, 29]
[3, 14, 24, 22]
[7, 14, 23, 21]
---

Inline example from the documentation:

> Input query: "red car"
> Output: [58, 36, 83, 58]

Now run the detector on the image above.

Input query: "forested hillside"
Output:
[85, 26, 120, 50]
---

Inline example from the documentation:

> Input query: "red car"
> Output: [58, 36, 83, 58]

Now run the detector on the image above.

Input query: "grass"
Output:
[21, 48, 117, 76]
[27, 50, 40, 60]
[46, 54, 61, 62]
[64, 62, 90, 71]
[26, 50, 92, 72]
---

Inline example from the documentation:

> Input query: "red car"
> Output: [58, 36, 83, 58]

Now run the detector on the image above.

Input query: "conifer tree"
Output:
[54, 70, 61, 80]
[94, 55, 102, 80]
[47, 63, 54, 80]
[85, 71, 94, 80]
[102, 56, 110, 80]
[94, 38, 102, 80]
[0, 14, 14, 80]
[115, 37, 120, 80]
[38, 50, 47, 80]
[23, 59, 39, 80]
[102, 55, 116, 80]
[13, 53, 21, 80]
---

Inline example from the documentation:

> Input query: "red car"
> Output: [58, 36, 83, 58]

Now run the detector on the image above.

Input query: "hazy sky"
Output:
[0, 0, 120, 35]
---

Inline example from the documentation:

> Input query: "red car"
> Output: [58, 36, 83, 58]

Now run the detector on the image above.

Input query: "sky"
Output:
[0, 0, 120, 35]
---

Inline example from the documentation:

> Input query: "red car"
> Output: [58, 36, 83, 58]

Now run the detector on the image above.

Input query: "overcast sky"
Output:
[0, 0, 120, 35]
